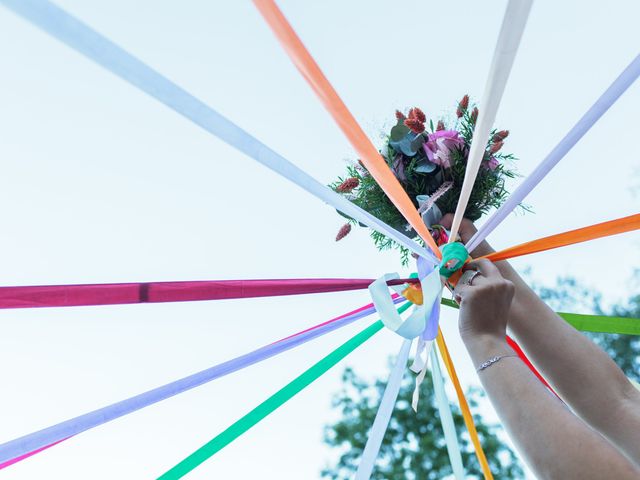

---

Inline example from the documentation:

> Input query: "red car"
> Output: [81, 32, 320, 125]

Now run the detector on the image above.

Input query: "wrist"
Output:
[463, 334, 511, 362]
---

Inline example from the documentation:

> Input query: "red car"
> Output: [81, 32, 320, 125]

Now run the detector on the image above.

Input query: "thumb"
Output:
[440, 213, 454, 229]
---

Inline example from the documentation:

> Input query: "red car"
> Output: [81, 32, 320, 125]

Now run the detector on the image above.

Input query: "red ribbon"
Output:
[506, 335, 561, 399]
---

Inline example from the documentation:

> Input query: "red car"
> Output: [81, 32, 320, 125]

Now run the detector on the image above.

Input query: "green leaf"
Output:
[390, 118, 410, 142]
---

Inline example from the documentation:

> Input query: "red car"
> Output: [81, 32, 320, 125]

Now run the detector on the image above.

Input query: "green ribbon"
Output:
[557, 312, 640, 335]
[440, 298, 640, 335]
[158, 302, 413, 479]
[439, 242, 469, 278]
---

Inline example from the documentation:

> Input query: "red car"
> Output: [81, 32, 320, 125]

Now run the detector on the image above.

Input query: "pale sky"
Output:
[0, 1, 638, 479]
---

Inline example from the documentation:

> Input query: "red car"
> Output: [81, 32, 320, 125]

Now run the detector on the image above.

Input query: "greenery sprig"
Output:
[330, 96, 524, 265]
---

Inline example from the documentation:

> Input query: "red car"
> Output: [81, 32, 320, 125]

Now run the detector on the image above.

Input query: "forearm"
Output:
[466, 335, 640, 479]
[470, 240, 640, 448]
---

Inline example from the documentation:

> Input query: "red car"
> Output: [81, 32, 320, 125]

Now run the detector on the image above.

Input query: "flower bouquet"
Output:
[331, 95, 521, 264]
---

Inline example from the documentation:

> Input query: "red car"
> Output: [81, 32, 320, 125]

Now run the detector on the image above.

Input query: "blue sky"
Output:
[0, 1, 638, 478]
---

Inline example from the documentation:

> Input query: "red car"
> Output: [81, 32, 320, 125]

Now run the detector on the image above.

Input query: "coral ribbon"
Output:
[484, 213, 640, 262]
[252, 0, 440, 256]
[0, 0, 432, 260]
[436, 329, 494, 480]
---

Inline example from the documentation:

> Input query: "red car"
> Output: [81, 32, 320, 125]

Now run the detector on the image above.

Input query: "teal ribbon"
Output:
[438, 243, 469, 278]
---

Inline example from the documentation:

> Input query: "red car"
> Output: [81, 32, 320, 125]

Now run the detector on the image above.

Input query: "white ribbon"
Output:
[368, 271, 442, 339]
[448, 0, 533, 241]
[0, 0, 432, 261]
[430, 346, 466, 480]
[355, 338, 412, 480]
[410, 338, 434, 411]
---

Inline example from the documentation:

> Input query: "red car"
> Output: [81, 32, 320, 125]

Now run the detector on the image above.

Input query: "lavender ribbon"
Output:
[0, 298, 403, 465]
[417, 255, 440, 340]
[467, 54, 640, 251]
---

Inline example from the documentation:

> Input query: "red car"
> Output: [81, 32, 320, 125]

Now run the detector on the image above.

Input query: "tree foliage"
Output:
[322, 274, 640, 478]
[321, 365, 523, 479]
[534, 275, 640, 382]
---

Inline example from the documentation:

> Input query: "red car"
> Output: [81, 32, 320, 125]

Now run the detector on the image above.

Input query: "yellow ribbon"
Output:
[437, 329, 494, 480]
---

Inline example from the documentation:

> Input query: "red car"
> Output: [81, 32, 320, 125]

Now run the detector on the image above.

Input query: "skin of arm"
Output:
[441, 213, 640, 466]
[453, 258, 640, 479]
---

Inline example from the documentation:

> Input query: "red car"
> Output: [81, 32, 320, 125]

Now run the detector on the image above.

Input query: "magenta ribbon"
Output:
[0, 278, 415, 309]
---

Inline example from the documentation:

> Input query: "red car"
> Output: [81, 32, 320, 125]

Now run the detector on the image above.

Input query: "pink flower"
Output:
[408, 107, 426, 123]
[430, 225, 449, 246]
[422, 130, 464, 169]
[336, 177, 359, 193]
[456, 95, 469, 118]
[489, 140, 504, 154]
[335, 223, 352, 241]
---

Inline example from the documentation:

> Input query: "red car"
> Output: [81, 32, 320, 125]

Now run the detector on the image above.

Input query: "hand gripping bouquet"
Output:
[331, 95, 522, 264]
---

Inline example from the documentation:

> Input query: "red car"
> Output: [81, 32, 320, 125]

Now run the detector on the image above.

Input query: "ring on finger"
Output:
[459, 269, 481, 286]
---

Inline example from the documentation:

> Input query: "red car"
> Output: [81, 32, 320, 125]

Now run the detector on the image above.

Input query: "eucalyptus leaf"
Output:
[389, 117, 410, 142]
[410, 133, 426, 152]
[336, 209, 354, 221]
[414, 159, 437, 173]
[390, 131, 426, 157]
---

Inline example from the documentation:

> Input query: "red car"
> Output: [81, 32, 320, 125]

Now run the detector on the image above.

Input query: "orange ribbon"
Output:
[437, 329, 494, 480]
[484, 213, 640, 262]
[253, 0, 441, 257]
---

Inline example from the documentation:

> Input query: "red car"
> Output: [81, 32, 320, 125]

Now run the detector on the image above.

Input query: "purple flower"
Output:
[391, 154, 406, 182]
[485, 155, 499, 171]
[422, 130, 464, 169]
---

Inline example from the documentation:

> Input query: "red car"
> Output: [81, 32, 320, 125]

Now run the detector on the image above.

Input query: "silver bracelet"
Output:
[476, 354, 519, 372]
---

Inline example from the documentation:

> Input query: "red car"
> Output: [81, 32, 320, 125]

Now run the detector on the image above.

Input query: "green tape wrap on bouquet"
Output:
[439, 242, 469, 278]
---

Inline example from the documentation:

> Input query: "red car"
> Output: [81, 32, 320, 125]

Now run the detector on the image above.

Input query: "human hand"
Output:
[439, 214, 494, 257]
[454, 259, 515, 344]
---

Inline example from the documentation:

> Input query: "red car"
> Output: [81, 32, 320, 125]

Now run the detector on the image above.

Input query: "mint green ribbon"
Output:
[158, 303, 412, 479]
[439, 243, 469, 278]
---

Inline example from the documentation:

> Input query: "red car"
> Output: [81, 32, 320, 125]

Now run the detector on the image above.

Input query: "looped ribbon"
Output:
[370, 242, 469, 410]
[369, 254, 440, 410]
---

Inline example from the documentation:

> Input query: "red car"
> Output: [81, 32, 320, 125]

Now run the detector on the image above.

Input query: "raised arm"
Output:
[454, 259, 640, 479]
[441, 214, 640, 465]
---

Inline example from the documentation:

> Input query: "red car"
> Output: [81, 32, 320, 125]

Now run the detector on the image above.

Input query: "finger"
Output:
[453, 277, 481, 301]
[466, 258, 500, 278]
[440, 213, 454, 229]
[453, 282, 470, 304]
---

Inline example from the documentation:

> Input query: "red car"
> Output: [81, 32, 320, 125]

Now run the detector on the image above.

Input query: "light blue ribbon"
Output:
[355, 338, 412, 480]
[0, 0, 432, 260]
[430, 346, 465, 479]
[467, 54, 640, 251]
